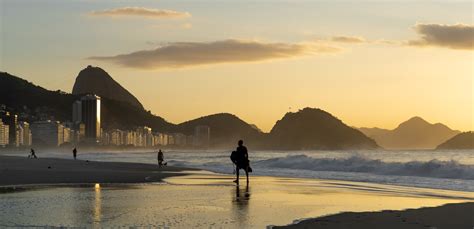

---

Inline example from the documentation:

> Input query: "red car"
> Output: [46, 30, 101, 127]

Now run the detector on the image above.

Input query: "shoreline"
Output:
[0, 155, 195, 186]
[1, 156, 473, 228]
[274, 202, 474, 229]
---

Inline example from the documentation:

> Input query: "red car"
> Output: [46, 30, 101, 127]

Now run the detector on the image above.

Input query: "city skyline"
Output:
[1, 0, 472, 132]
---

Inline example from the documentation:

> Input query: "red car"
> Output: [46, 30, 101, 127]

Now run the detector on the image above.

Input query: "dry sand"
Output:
[0, 155, 192, 186]
[274, 202, 474, 229]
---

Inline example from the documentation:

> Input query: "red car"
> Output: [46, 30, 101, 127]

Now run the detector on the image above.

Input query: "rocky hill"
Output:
[436, 132, 474, 150]
[268, 108, 379, 150]
[176, 113, 265, 148]
[72, 66, 144, 109]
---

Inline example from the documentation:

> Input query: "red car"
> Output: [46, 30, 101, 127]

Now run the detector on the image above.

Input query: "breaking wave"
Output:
[255, 155, 474, 180]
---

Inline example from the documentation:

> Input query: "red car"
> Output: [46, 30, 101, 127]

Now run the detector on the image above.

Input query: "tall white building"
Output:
[72, 95, 101, 143]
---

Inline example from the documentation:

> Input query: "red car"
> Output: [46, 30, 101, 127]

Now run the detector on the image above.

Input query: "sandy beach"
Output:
[0, 155, 191, 186]
[274, 202, 474, 229]
[1, 155, 473, 228]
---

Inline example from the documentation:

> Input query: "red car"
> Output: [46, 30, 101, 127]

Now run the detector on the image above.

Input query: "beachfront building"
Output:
[173, 133, 187, 146]
[156, 133, 169, 146]
[18, 121, 32, 147]
[63, 126, 73, 144]
[0, 119, 9, 147]
[110, 129, 125, 146]
[31, 120, 64, 146]
[72, 100, 82, 126]
[0, 112, 18, 146]
[136, 126, 153, 147]
[194, 125, 211, 147]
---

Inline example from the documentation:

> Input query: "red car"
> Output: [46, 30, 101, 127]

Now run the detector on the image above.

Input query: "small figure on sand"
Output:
[73, 147, 77, 160]
[230, 140, 252, 185]
[157, 149, 167, 167]
[28, 148, 37, 159]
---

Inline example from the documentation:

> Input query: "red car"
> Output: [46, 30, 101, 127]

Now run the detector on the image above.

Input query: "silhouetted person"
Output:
[28, 148, 37, 159]
[73, 147, 77, 160]
[231, 140, 251, 185]
[157, 149, 164, 167]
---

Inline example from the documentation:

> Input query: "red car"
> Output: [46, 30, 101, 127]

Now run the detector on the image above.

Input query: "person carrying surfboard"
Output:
[230, 140, 252, 185]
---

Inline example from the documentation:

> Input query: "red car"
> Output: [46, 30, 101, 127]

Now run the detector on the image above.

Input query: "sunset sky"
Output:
[1, 0, 472, 132]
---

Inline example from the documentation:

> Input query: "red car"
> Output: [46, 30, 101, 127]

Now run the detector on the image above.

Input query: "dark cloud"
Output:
[89, 7, 191, 19]
[408, 23, 473, 50]
[88, 39, 341, 69]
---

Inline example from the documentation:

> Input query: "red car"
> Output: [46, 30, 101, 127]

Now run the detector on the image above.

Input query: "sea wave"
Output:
[254, 155, 474, 180]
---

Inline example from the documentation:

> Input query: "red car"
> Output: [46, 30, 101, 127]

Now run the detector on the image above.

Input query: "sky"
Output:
[0, 0, 473, 132]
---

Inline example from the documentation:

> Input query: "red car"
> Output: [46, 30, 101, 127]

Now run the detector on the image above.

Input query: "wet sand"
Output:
[166, 173, 474, 228]
[0, 155, 192, 186]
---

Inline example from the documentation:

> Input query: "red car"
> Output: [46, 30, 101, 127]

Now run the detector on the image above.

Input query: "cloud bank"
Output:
[408, 23, 473, 50]
[89, 7, 191, 19]
[88, 39, 340, 69]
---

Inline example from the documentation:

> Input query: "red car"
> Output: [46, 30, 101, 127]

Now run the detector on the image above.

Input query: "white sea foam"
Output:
[254, 155, 474, 180]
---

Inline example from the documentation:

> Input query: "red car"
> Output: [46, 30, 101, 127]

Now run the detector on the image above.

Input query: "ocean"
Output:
[4, 149, 473, 192]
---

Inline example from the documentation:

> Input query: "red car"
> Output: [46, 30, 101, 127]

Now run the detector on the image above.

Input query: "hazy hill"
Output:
[268, 108, 379, 150]
[0, 71, 76, 121]
[358, 127, 390, 139]
[176, 113, 265, 148]
[0, 71, 174, 131]
[436, 132, 474, 150]
[72, 66, 144, 109]
[359, 117, 460, 149]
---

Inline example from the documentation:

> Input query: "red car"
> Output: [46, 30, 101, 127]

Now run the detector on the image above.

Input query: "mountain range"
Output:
[359, 117, 460, 150]
[2, 66, 466, 150]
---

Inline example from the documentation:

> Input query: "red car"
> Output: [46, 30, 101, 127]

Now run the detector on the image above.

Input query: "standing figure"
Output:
[73, 147, 77, 160]
[231, 140, 251, 185]
[29, 148, 37, 159]
[157, 149, 164, 167]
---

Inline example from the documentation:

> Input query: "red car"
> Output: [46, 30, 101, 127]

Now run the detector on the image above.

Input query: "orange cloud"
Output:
[89, 7, 191, 19]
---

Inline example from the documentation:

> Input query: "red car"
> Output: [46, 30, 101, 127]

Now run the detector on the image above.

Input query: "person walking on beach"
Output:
[231, 140, 251, 185]
[157, 149, 164, 167]
[28, 148, 37, 159]
[72, 147, 77, 160]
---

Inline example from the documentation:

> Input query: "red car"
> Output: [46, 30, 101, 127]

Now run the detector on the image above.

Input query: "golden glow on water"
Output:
[93, 184, 102, 225]
[166, 173, 474, 224]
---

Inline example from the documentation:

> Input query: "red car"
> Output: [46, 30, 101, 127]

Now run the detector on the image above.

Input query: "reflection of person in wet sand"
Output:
[235, 185, 251, 202]
[232, 184, 251, 227]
